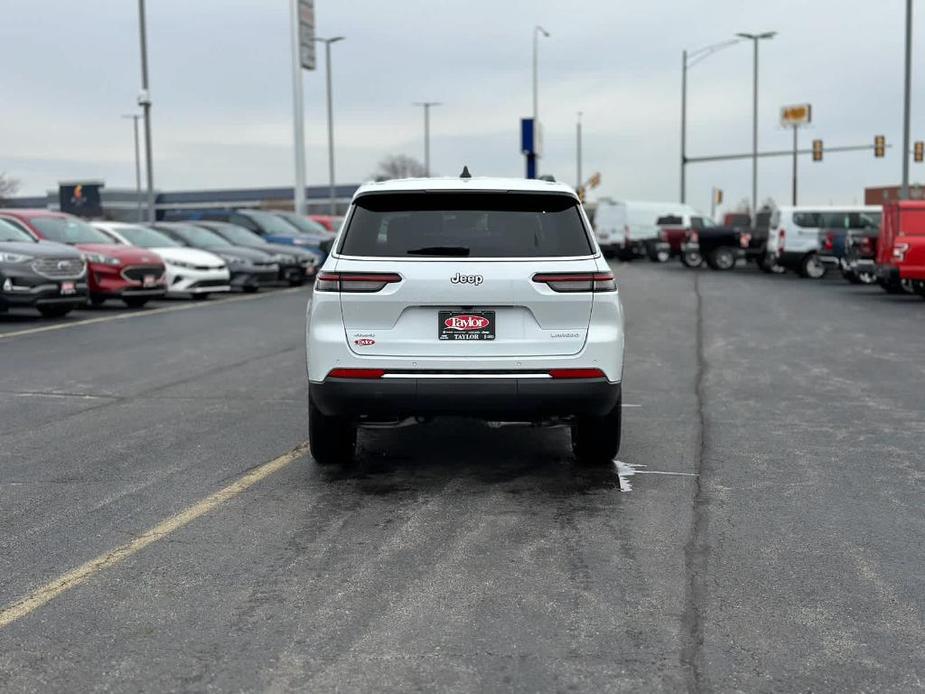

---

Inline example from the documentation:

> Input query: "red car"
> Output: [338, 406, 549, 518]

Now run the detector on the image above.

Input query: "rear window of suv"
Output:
[339, 193, 593, 257]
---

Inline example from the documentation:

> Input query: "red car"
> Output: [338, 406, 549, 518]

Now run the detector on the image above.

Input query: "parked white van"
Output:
[766, 205, 881, 278]
[594, 200, 693, 261]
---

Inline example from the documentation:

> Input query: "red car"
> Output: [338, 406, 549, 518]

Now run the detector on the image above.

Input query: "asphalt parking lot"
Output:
[1, 264, 923, 692]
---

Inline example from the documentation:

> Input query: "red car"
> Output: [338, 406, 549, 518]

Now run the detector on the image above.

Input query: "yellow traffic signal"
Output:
[812, 139, 823, 162]
[915, 141, 924, 163]
[874, 135, 886, 158]
[714, 188, 724, 204]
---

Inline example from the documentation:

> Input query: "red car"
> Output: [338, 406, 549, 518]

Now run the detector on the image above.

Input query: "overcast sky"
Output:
[1, 1, 922, 214]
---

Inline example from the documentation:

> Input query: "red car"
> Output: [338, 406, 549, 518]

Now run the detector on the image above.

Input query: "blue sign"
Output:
[521, 118, 535, 155]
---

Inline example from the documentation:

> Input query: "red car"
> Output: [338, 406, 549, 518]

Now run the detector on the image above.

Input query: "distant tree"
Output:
[0, 173, 19, 202]
[372, 155, 428, 181]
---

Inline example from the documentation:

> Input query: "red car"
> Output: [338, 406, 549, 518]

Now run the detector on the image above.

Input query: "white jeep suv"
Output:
[305, 175, 625, 465]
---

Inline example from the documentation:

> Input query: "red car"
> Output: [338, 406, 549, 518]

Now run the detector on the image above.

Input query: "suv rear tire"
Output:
[706, 246, 736, 271]
[308, 391, 356, 465]
[572, 397, 622, 465]
[756, 254, 786, 274]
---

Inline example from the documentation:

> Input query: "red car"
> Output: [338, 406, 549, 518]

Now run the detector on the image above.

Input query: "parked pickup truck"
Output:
[677, 220, 752, 271]
[876, 200, 925, 297]
[842, 228, 880, 284]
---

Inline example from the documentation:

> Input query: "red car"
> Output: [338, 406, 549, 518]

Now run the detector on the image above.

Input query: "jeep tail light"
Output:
[327, 368, 385, 379]
[893, 242, 910, 261]
[548, 368, 606, 379]
[315, 271, 401, 292]
[532, 271, 616, 292]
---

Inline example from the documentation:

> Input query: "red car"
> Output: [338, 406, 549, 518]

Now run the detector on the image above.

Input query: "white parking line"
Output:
[0, 287, 306, 341]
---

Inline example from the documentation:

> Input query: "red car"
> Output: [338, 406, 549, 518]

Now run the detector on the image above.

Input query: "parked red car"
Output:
[0, 210, 167, 307]
[875, 200, 925, 297]
[307, 214, 343, 233]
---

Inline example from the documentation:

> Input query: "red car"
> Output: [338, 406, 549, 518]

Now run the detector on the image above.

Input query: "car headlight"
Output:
[82, 252, 121, 266]
[167, 259, 197, 270]
[0, 252, 33, 263]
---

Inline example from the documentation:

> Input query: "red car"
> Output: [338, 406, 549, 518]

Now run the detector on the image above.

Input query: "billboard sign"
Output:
[298, 0, 316, 70]
[780, 103, 812, 127]
[59, 182, 104, 218]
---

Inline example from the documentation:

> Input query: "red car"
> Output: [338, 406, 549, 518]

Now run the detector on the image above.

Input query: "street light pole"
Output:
[531, 25, 549, 178]
[737, 31, 776, 218]
[413, 102, 441, 176]
[901, 0, 913, 200]
[315, 36, 345, 215]
[680, 38, 742, 204]
[288, 0, 307, 215]
[122, 114, 143, 221]
[136, 0, 155, 223]
[576, 111, 583, 190]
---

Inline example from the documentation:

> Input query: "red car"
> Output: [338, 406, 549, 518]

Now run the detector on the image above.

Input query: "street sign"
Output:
[780, 103, 812, 127]
[298, 0, 316, 70]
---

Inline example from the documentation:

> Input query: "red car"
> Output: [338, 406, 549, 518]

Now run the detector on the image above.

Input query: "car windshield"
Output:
[118, 225, 181, 248]
[170, 225, 232, 248]
[210, 224, 266, 245]
[241, 210, 300, 235]
[0, 219, 37, 243]
[31, 216, 113, 244]
[340, 193, 593, 258]
[275, 212, 329, 235]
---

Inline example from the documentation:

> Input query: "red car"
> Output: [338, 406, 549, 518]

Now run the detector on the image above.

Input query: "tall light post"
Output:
[122, 114, 143, 222]
[680, 38, 741, 203]
[314, 36, 344, 214]
[901, 0, 913, 200]
[736, 31, 777, 218]
[576, 111, 583, 190]
[413, 102, 441, 176]
[288, 0, 308, 215]
[136, 0, 155, 223]
[531, 25, 550, 178]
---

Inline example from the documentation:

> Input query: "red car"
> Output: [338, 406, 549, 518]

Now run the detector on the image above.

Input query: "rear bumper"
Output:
[310, 376, 622, 420]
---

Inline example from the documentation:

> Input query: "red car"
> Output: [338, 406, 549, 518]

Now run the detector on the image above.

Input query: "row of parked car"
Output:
[0, 209, 341, 318]
[593, 198, 925, 298]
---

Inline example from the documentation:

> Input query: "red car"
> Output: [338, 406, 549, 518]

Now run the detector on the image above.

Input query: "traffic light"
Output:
[874, 135, 886, 158]
[915, 141, 924, 163]
[812, 139, 823, 162]
[714, 188, 724, 205]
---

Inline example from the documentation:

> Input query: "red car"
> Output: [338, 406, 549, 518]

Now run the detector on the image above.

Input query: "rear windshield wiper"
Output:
[405, 246, 470, 256]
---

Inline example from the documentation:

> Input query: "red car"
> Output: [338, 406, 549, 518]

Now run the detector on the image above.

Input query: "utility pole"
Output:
[737, 32, 777, 219]
[315, 36, 345, 214]
[791, 124, 799, 205]
[122, 114, 143, 221]
[902, 0, 913, 199]
[531, 25, 549, 179]
[136, 0, 155, 223]
[413, 102, 441, 176]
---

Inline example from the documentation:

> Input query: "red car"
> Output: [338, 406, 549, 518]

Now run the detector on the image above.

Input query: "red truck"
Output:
[876, 200, 925, 297]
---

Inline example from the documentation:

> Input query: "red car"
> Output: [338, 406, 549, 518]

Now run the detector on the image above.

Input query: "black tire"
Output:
[756, 254, 786, 274]
[123, 297, 149, 308]
[288, 277, 305, 287]
[243, 285, 259, 294]
[798, 253, 827, 279]
[89, 295, 105, 307]
[680, 249, 703, 268]
[308, 391, 356, 465]
[191, 293, 210, 301]
[912, 280, 925, 298]
[842, 268, 863, 284]
[37, 305, 72, 318]
[646, 242, 670, 263]
[706, 246, 736, 271]
[572, 397, 622, 466]
[881, 281, 905, 294]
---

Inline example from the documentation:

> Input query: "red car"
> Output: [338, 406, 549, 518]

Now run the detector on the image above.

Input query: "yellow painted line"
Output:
[0, 287, 306, 341]
[0, 441, 309, 629]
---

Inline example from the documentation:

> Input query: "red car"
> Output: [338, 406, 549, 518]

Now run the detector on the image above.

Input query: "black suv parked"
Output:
[0, 219, 88, 317]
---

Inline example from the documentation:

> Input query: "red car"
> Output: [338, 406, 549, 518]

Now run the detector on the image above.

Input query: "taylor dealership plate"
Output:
[438, 310, 496, 341]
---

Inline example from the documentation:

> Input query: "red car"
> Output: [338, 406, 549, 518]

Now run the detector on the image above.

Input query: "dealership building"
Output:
[4, 183, 360, 221]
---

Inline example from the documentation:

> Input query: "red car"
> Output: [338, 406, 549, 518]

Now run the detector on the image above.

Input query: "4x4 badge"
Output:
[450, 272, 483, 286]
